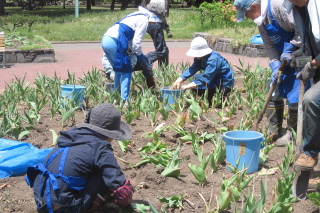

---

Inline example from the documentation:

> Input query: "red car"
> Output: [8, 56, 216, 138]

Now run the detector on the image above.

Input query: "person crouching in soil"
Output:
[25, 103, 133, 213]
[171, 37, 234, 107]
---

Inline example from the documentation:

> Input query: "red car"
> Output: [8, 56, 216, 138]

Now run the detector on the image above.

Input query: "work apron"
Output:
[113, 13, 146, 73]
[264, 0, 300, 104]
[25, 147, 87, 213]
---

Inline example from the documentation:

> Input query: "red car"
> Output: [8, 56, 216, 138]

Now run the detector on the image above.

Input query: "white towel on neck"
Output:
[254, 0, 268, 26]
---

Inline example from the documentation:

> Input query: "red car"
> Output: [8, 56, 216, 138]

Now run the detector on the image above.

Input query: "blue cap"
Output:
[234, 0, 255, 22]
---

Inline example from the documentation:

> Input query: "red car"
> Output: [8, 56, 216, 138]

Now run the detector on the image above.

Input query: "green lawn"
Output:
[3, 6, 258, 44]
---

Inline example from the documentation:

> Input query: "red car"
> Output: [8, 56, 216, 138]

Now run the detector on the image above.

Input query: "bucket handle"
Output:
[65, 86, 76, 99]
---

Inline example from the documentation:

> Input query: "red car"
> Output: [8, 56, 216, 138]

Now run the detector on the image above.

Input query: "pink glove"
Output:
[113, 179, 134, 207]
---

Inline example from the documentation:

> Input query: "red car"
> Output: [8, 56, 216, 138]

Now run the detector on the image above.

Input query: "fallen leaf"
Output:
[258, 167, 278, 176]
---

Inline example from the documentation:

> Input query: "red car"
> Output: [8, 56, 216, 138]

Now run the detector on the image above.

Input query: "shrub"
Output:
[0, 14, 51, 32]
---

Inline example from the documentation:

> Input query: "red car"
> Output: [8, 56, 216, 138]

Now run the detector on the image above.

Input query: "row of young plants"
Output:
[0, 62, 308, 212]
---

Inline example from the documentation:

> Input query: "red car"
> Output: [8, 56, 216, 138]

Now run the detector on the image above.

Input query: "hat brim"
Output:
[186, 47, 213, 57]
[77, 121, 132, 141]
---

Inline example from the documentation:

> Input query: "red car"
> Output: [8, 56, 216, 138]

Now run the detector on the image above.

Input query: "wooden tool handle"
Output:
[252, 60, 287, 131]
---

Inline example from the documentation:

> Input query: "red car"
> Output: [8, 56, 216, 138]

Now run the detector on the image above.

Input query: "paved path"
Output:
[0, 41, 269, 92]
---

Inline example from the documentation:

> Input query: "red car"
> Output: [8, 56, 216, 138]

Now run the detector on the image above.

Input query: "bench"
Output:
[0, 32, 6, 68]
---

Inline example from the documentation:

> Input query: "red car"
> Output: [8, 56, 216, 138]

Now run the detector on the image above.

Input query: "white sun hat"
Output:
[186, 37, 213, 57]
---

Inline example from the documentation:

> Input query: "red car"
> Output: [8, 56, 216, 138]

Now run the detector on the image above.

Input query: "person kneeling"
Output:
[25, 103, 133, 213]
[172, 37, 234, 107]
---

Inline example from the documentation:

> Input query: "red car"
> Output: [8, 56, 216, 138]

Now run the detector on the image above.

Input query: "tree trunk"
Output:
[120, 0, 128, 10]
[63, 0, 65, 9]
[86, 0, 91, 11]
[38, 0, 46, 7]
[134, 0, 140, 7]
[110, 0, 115, 10]
[140, 0, 146, 7]
[91, 0, 95, 6]
[165, 0, 169, 17]
[0, 0, 5, 16]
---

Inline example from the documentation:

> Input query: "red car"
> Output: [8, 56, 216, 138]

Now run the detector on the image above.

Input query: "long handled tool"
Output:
[292, 79, 310, 200]
[251, 60, 287, 131]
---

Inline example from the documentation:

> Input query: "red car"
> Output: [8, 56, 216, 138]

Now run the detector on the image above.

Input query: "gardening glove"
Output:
[269, 60, 281, 83]
[171, 77, 184, 89]
[290, 46, 310, 67]
[113, 179, 133, 207]
[296, 62, 317, 83]
[137, 54, 152, 71]
[181, 82, 197, 90]
[166, 28, 173, 38]
[280, 42, 296, 66]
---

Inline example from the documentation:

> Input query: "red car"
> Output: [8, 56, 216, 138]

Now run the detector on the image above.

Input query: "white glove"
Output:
[290, 46, 310, 67]
[171, 77, 184, 89]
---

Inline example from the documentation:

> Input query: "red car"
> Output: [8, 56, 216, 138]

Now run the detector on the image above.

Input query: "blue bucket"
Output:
[160, 86, 182, 110]
[105, 83, 115, 92]
[222, 130, 265, 174]
[60, 85, 86, 108]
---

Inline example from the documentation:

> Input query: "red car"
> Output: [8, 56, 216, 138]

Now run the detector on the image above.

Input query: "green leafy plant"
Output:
[158, 195, 184, 210]
[161, 142, 183, 177]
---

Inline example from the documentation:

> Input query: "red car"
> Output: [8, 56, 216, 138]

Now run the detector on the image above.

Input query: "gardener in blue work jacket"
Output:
[234, 0, 310, 146]
[171, 36, 234, 107]
[25, 103, 133, 213]
[102, 6, 154, 103]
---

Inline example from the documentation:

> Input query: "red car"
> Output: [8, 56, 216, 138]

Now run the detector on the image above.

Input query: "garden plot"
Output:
[0, 62, 319, 213]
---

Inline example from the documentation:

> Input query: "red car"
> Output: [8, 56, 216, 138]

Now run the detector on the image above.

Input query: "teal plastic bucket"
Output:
[105, 83, 115, 92]
[160, 86, 182, 110]
[222, 130, 265, 174]
[60, 85, 86, 108]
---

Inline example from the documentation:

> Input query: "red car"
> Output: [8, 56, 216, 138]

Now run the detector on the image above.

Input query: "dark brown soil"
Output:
[0, 70, 320, 213]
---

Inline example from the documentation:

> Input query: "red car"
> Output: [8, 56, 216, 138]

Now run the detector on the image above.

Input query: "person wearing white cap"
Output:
[281, 0, 320, 176]
[171, 37, 234, 107]
[234, 0, 310, 146]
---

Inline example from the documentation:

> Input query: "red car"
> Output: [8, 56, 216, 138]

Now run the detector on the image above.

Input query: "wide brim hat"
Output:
[78, 103, 132, 141]
[186, 37, 213, 57]
[234, 0, 255, 22]
[186, 47, 213, 57]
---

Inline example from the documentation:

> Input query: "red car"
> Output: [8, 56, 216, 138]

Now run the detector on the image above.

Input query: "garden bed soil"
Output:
[1, 70, 320, 213]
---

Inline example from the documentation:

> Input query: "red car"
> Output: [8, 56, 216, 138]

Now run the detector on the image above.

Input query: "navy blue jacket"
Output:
[180, 52, 234, 89]
[32, 127, 125, 206]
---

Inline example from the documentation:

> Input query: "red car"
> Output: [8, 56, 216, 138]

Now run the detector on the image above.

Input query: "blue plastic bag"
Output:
[0, 138, 53, 179]
[250, 34, 264, 44]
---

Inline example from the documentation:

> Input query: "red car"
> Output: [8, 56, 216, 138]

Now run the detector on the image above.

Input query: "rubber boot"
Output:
[265, 100, 284, 141]
[146, 77, 156, 88]
[275, 109, 298, 147]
